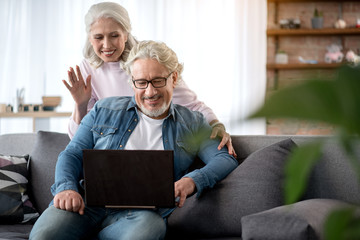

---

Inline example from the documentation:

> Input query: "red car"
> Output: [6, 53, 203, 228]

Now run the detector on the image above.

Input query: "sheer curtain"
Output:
[0, 0, 266, 135]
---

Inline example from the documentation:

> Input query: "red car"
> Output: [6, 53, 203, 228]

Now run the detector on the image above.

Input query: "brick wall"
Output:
[266, 1, 360, 135]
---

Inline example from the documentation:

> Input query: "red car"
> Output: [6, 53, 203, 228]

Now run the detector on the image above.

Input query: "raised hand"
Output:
[62, 65, 92, 108]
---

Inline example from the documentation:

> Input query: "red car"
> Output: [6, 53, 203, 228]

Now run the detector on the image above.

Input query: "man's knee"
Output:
[30, 206, 98, 240]
[98, 210, 166, 240]
[130, 210, 167, 240]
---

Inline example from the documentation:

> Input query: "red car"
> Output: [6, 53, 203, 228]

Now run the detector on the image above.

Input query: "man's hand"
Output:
[174, 177, 196, 208]
[53, 190, 85, 215]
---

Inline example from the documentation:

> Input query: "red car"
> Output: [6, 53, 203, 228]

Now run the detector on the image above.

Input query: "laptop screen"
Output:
[82, 149, 175, 208]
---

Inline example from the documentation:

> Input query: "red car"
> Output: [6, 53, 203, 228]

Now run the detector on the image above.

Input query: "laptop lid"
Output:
[82, 149, 175, 208]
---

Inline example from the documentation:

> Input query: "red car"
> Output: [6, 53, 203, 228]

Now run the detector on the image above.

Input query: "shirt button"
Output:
[100, 132, 103, 135]
[134, 118, 137, 121]
[120, 145, 123, 148]
[128, 129, 131, 132]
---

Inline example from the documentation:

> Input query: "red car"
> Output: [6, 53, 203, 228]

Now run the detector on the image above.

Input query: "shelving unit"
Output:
[267, 0, 360, 85]
[266, 0, 360, 135]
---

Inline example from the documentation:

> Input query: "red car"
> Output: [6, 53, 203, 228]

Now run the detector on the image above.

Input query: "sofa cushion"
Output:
[0, 154, 39, 223]
[304, 140, 360, 205]
[29, 131, 70, 213]
[0, 224, 33, 239]
[167, 138, 296, 238]
[241, 198, 356, 240]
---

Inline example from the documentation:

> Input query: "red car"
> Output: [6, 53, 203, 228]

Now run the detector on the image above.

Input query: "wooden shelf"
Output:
[0, 111, 72, 132]
[267, 28, 360, 36]
[267, 63, 342, 70]
[0, 111, 72, 118]
[268, 0, 351, 2]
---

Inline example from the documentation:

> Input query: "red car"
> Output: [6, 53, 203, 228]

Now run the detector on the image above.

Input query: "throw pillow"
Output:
[0, 154, 39, 223]
[167, 138, 297, 238]
[241, 198, 356, 240]
[29, 131, 70, 213]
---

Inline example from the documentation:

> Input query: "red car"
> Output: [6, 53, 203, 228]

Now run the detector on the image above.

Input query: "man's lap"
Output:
[30, 206, 166, 240]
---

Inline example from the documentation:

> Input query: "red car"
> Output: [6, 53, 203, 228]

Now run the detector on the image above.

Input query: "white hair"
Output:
[123, 40, 184, 85]
[83, 2, 137, 68]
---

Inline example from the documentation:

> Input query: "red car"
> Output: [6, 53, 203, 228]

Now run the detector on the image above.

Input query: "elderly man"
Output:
[30, 40, 238, 240]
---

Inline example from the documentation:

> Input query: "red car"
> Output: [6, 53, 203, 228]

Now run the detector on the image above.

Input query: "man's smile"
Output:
[143, 94, 163, 105]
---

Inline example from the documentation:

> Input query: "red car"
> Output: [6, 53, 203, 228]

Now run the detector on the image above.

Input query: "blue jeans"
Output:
[29, 206, 166, 240]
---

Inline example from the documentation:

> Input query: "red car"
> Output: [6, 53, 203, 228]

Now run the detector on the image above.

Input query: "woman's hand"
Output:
[62, 65, 92, 108]
[210, 122, 237, 158]
[62, 65, 92, 124]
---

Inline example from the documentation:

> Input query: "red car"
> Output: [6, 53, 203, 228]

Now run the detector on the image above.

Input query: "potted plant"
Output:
[250, 65, 360, 239]
[275, 50, 288, 64]
[311, 8, 323, 29]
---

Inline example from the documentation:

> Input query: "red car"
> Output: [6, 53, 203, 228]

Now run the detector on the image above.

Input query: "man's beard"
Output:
[138, 95, 170, 118]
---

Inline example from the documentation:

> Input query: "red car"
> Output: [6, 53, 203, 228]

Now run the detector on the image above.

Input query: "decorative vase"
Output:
[275, 53, 288, 64]
[311, 17, 323, 29]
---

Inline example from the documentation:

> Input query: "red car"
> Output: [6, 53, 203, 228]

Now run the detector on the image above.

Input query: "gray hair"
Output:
[124, 40, 184, 85]
[83, 2, 137, 68]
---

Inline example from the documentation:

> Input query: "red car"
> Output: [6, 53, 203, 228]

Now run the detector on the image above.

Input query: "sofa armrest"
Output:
[241, 199, 355, 240]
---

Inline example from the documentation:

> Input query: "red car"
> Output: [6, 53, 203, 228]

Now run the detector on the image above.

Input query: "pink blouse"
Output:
[68, 59, 217, 138]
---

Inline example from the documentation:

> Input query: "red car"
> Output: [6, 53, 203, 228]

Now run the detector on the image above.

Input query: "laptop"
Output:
[82, 149, 175, 208]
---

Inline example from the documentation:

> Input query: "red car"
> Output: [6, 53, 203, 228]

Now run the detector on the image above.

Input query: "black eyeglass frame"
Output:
[132, 72, 174, 89]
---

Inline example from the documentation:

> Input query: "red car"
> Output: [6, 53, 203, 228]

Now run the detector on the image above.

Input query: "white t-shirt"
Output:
[124, 111, 164, 150]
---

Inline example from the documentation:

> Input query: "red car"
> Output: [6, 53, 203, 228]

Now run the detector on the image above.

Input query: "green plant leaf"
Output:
[284, 141, 323, 204]
[334, 66, 360, 135]
[251, 80, 340, 121]
[325, 207, 360, 240]
[250, 65, 360, 135]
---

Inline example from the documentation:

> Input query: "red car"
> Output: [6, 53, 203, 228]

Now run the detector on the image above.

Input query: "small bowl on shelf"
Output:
[42, 96, 61, 111]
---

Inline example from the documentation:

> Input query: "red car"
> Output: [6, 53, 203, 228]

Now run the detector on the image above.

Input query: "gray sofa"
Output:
[0, 131, 359, 240]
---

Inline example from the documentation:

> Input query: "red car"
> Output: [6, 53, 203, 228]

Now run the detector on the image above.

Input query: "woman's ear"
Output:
[125, 33, 129, 43]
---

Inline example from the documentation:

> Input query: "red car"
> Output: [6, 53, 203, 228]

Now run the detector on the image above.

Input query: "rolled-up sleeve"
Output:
[183, 120, 238, 196]
[52, 109, 96, 196]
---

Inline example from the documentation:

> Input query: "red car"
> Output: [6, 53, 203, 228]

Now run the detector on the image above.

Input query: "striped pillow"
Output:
[0, 154, 39, 223]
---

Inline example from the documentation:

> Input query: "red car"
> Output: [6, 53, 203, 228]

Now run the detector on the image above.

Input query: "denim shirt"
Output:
[51, 96, 238, 199]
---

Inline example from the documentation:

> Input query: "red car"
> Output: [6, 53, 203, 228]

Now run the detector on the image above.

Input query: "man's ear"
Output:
[172, 71, 178, 87]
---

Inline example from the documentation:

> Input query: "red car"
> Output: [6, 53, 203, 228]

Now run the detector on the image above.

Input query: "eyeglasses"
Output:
[132, 72, 173, 89]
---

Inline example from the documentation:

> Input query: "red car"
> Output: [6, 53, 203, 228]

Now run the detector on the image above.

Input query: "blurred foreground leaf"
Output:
[284, 141, 323, 204]
[325, 207, 360, 240]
